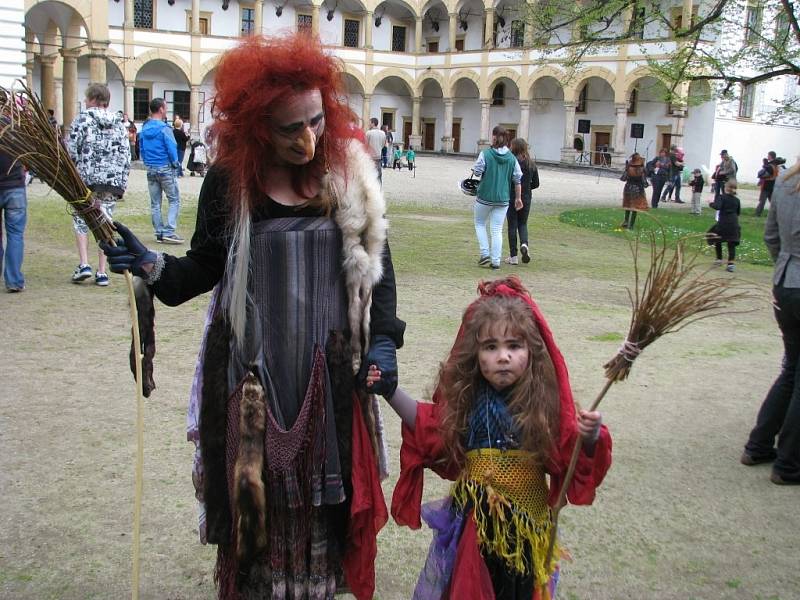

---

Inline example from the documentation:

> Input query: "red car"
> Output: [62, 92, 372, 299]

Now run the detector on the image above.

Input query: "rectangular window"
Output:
[627, 88, 638, 115]
[134, 0, 153, 29]
[381, 111, 394, 130]
[344, 19, 360, 47]
[775, 10, 790, 44]
[133, 88, 150, 121]
[298, 14, 312, 33]
[576, 85, 587, 113]
[392, 25, 407, 52]
[186, 12, 210, 34]
[427, 40, 439, 52]
[511, 20, 524, 47]
[455, 37, 465, 51]
[738, 84, 755, 118]
[165, 90, 191, 123]
[241, 7, 255, 36]
[745, 5, 762, 44]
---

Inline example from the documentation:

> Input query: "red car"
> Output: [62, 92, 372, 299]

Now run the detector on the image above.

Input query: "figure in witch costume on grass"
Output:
[101, 34, 404, 600]
[374, 277, 612, 600]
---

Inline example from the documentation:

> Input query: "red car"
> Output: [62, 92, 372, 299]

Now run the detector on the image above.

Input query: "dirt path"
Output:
[0, 161, 794, 600]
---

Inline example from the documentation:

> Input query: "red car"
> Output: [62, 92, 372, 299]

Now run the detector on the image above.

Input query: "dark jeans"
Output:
[755, 185, 774, 217]
[714, 241, 736, 262]
[506, 199, 531, 257]
[745, 285, 800, 476]
[661, 173, 682, 202]
[651, 177, 666, 208]
[177, 148, 185, 176]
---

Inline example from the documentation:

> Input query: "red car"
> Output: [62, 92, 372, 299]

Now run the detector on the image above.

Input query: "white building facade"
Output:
[1, 0, 26, 88]
[19, 0, 800, 181]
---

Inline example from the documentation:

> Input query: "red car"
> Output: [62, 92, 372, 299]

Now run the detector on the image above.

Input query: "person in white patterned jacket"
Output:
[65, 82, 131, 286]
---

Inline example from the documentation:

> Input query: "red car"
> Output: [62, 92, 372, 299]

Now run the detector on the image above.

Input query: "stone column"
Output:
[61, 48, 80, 128]
[311, 4, 320, 36]
[54, 79, 64, 127]
[408, 96, 422, 150]
[190, 85, 201, 137]
[365, 11, 373, 48]
[441, 98, 454, 152]
[560, 101, 577, 162]
[484, 8, 494, 49]
[25, 61, 34, 88]
[681, 0, 693, 29]
[518, 100, 531, 141]
[415, 17, 423, 53]
[254, 0, 264, 33]
[449, 12, 457, 50]
[613, 102, 628, 167]
[362, 93, 371, 129]
[124, 81, 135, 119]
[88, 43, 108, 83]
[124, 0, 134, 28]
[192, 0, 200, 33]
[40, 56, 56, 112]
[478, 99, 490, 148]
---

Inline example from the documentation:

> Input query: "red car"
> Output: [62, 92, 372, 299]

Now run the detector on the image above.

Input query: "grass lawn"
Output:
[3, 186, 797, 600]
[559, 206, 772, 266]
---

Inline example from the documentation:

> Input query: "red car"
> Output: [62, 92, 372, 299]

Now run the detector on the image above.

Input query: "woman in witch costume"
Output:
[620, 152, 649, 230]
[375, 277, 612, 600]
[102, 34, 404, 600]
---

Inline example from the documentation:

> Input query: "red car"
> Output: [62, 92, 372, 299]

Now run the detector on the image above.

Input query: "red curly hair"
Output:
[209, 34, 357, 210]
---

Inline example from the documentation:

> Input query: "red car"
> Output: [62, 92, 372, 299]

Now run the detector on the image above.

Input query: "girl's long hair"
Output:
[437, 293, 561, 469]
[510, 137, 532, 170]
[208, 34, 358, 347]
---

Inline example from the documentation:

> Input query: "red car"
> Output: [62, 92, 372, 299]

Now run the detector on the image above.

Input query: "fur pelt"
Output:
[234, 372, 267, 565]
[201, 312, 233, 545]
[321, 140, 387, 372]
[130, 277, 156, 397]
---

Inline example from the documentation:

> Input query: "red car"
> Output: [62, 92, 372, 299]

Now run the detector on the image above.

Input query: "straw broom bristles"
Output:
[0, 82, 114, 243]
[542, 230, 760, 583]
[0, 81, 147, 600]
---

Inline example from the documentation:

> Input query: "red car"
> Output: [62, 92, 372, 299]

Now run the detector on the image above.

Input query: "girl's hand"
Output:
[577, 409, 602, 442]
[366, 365, 381, 388]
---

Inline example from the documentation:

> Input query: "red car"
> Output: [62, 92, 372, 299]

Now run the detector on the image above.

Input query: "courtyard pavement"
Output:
[119, 155, 759, 211]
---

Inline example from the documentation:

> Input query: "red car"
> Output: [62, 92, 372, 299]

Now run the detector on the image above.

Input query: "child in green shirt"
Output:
[392, 146, 403, 170]
[406, 149, 415, 171]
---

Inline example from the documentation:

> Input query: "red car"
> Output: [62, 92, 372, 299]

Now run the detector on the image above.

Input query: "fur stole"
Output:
[321, 140, 387, 372]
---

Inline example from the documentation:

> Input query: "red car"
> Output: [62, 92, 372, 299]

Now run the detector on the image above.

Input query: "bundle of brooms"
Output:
[542, 226, 760, 591]
[0, 82, 147, 600]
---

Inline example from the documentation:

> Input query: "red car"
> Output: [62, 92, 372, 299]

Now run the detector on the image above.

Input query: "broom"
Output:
[543, 229, 759, 584]
[0, 83, 147, 600]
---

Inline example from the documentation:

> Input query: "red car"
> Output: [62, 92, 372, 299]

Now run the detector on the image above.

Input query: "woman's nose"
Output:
[296, 126, 317, 161]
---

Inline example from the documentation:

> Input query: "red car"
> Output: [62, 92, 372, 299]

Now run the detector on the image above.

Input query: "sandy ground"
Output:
[0, 158, 793, 600]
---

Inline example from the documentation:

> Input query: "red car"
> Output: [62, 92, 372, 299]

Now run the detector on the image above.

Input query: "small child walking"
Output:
[689, 168, 704, 215]
[374, 277, 612, 600]
[406, 147, 416, 171]
[707, 181, 741, 272]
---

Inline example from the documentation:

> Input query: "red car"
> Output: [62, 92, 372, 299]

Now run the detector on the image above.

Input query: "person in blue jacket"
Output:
[139, 98, 184, 244]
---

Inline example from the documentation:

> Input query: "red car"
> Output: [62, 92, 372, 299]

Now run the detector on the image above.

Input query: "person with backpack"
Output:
[755, 151, 784, 217]
[504, 138, 539, 265]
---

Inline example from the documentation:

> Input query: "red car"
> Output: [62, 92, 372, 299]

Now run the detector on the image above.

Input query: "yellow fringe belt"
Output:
[452, 449, 558, 585]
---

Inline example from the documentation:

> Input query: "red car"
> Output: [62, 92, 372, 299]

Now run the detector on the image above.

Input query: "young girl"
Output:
[370, 277, 612, 600]
[505, 138, 539, 265]
[707, 180, 741, 272]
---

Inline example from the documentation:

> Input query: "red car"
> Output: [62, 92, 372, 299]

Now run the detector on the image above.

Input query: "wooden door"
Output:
[452, 122, 461, 153]
[423, 121, 435, 150]
[403, 120, 412, 149]
[593, 132, 611, 165]
[505, 128, 516, 141]
[661, 133, 673, 152]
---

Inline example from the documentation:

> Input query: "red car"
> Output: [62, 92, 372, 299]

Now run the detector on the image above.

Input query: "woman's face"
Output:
[270, 89, 325, 166]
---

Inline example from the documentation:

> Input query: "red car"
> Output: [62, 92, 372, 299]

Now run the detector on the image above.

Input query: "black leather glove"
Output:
[361, 334, 398, 399]
[99, 221, 158, 278]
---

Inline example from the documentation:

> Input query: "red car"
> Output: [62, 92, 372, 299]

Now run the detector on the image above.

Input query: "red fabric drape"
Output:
[342, 393, 389, 600]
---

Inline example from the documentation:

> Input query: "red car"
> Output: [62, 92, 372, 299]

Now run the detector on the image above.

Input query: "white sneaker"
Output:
[504, 256, 519, 265]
